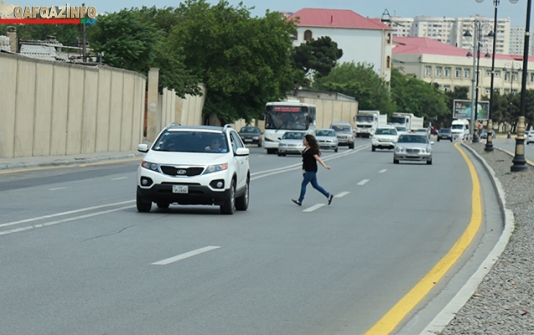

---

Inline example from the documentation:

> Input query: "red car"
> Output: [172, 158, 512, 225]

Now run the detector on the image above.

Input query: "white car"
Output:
[277, 131, 307, 156]
[372, 126, 399, 151]
[315, 128, 339, 152]
[526, 130, 534, 144]
[136, 124, 250, 214]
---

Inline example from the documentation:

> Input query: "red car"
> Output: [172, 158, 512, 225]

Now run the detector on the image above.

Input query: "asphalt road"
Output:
[0, 138, 503, 335]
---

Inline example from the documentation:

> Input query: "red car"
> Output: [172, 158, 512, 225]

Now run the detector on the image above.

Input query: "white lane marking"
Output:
[0, 206, 133, 236]
[49, 187, 66, 191]
[379, 169, 387, 173]
[357, 179, 370, 185]
[335, 191, 350, 198]
[152, 246, 221, 265]
[303, 204, 325, 212]
[112, 177, 128, 180]
[251, 144, 369, 181]
[0, 200, 135, 229]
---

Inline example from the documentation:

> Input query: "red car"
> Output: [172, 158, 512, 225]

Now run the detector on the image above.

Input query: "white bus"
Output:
[263, 100, 317, 154]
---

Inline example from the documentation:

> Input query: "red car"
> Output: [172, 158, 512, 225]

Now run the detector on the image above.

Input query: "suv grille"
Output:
[161, 166, 204, 176]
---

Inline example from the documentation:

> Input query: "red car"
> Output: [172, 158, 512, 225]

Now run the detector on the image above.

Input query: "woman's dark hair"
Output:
[305, 134, 321, 156]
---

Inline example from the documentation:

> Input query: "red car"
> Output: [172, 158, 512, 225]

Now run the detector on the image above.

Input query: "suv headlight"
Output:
[141, 161, 160, 172]
[204, 163, 228, 175]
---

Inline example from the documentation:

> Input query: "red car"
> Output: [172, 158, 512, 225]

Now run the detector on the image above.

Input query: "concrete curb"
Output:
[0, 153, 144, 171]
[419, 143, 515, 334]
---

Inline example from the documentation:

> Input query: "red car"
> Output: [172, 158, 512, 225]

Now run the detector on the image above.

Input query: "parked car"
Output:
[136, 123, 250, 214]
[526, 130, 534, 144]
[315, 128, 339, 152]
[437, 128, 453, 142]
[393, 133, 433, 165]
[277, 131, 307, 156]
[330, 122, 355, 149]
[479, 129, 495, 139]
[238, 126, 262, 147]
[371, 126, 398, 151]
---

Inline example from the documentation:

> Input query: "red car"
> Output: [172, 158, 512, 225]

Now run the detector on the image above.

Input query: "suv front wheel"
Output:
[220, 180, 236, 214]
[236, 178, 249, 211]
[137, 193, 152, 212]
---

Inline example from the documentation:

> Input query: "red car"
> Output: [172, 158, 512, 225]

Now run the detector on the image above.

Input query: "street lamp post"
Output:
[484, 0, 499, 151]
[477, 0, 519, 151]
[464, 21, 490, 143]
[464, 28, 478, 141]
[503, 62, 521, 134]
[511, 0, 531, 172]
[473, 37, 482, 143]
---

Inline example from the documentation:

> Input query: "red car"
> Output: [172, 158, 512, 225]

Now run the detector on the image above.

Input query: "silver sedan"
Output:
[277, 131, 307, 156]
[315, 128, 339, 152]
[393, 133, 433, 165]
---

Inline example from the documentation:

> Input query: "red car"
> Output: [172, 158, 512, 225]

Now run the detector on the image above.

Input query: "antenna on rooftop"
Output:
[381, 9, 391, 26]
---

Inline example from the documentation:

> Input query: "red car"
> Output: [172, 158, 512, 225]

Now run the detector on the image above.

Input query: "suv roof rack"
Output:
[166, 122, 182, 129]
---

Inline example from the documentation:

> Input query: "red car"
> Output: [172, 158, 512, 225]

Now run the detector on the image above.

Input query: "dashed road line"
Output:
[357, 179, 370, 185]
[152, 246, 221, 265]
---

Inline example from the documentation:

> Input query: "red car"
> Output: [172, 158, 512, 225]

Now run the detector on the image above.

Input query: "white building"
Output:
[392, 37, 534, 100]
[288, 8, 393, 82]
[389, 16, 414, 37]
[385, 15, 511, 55]
[509, 26, 534, 56]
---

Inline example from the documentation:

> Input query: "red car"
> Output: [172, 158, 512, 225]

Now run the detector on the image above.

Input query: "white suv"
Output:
[136, 124, 250, 214]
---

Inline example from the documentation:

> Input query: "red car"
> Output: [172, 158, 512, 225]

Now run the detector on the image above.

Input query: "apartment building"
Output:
[509, 26, 534, 56]
[392, 37, 534, 100]
[386, 15, 512, 55]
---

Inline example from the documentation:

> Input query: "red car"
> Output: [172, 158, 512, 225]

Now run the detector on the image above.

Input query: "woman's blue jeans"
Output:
[298, 171, 330, 203]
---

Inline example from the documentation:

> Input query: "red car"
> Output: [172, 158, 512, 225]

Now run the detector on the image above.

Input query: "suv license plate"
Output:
[172, 185, 188, 194]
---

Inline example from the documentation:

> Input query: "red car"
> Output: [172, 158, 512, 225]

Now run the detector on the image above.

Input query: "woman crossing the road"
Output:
[292, 134, 334, 206]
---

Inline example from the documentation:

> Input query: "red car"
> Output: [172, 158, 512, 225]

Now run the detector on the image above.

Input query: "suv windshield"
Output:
[316, 130, 335, 137]
[375, 129, 396, 135]
[439, 128, 451, 133]
[332, 125, 351, 132]
[153, 131, 228, 153]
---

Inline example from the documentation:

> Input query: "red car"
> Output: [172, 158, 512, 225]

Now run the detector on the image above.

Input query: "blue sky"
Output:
[2, 0, 530, 27]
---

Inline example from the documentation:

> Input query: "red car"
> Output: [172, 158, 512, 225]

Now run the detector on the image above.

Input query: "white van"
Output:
[451, 119, 470, 140]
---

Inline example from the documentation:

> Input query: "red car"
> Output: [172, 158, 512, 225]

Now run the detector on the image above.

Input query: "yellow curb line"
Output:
[363, 142, 482, 335]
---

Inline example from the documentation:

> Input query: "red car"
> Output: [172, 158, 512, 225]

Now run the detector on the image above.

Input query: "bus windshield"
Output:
[265, 110, 309, 130]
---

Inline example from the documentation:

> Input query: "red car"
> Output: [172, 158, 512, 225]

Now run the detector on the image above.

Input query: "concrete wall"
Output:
[0, 52, 146, 158]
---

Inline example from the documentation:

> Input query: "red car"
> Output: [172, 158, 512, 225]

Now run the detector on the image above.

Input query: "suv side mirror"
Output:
[138, 143, 149, 153]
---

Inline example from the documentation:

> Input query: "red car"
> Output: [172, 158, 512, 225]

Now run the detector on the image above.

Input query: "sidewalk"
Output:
[0, 151, 145, 171]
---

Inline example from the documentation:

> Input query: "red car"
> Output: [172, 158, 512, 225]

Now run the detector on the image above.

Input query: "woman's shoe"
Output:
[292, 199, 302, 206]
[328, 194, 334, 205]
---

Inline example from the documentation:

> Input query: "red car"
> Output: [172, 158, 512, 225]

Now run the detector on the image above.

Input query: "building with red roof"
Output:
[392, 37, 534, 99]
[288, 8, 393, 83]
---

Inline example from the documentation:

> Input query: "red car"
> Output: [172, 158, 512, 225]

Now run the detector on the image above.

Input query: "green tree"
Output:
[88, 10, 160, 74]
[88, 8, 200, 96]
[167, 0, 298, 124]
[292, 36, 343, 82]
[391, 67, 449, 122]
[312, 62, 395, 115]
